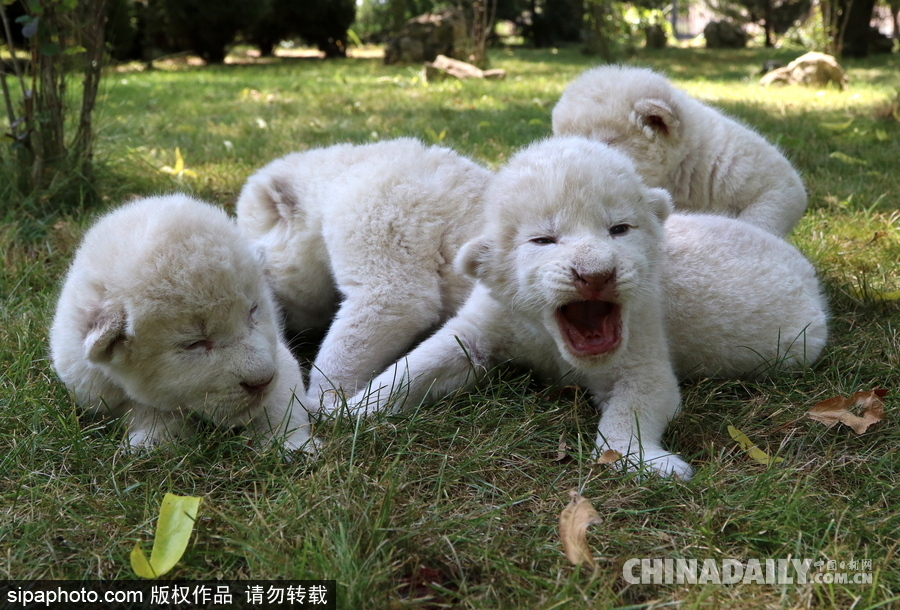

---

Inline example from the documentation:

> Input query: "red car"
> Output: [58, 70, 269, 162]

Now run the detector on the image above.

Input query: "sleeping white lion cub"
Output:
[236, 138, 491, 408]
[50, 194, 314, 453]
[342, 137, 693, 479]
[552, 65, 807, 236]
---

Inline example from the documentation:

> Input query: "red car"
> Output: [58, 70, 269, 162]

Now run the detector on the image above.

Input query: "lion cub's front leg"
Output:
[308, 290, 443, 413]
[591, 360, 692, 480]
[247, 343, 316, 455]
[342, 293, 495, 416]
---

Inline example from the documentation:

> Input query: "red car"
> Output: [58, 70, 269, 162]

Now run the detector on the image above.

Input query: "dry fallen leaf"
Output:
[595, 449, 622, 465]
[806, 389, 887, 434]
[554, 431, 568, 462]
[727, 425, 784, 465]
[559, 490, 602, 569]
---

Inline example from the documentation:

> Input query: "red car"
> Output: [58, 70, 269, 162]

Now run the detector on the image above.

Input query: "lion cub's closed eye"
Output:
[528, 223, 634, 245]
[182, 339, 214, 352]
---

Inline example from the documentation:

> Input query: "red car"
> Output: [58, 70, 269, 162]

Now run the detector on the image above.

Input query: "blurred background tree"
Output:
[821, 0, 882, 56]
[249, 0, 356, 58]
[707, 0, 812, 47]
[159, 0, 268, 64]
[99, 0, 888, 61]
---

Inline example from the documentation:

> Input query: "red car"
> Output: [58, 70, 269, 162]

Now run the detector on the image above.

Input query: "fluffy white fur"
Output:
[343, 138, 693, 479]
[552, 65, 807, 237]
[236, 138, 491, 407]
[663, 213, 827, 379]
[50, 194, 313, 452]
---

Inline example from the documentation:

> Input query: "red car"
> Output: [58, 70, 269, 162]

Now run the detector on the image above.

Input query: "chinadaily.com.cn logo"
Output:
[622, 557, 874, 585]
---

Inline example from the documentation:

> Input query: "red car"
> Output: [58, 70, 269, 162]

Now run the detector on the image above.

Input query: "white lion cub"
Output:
[552, 65, 807, 236]
[236, 138, 491, 408]
[50, 194, 314, 453]
[343, 137, 693, 479]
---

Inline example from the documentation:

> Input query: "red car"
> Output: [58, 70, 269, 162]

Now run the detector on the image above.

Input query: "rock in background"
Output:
[760, 52, 849, 90]
[384, 8, 470, 65]
[703, 21, 748, 48]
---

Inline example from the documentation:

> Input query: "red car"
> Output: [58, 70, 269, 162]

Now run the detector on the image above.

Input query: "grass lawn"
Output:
[1, 45, 898, 608]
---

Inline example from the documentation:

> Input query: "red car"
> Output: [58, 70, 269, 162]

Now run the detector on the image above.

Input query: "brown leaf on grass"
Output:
[806, 389, 887, 434]
[554, 431, 569, 462]
[559, 490, 602, 569]
[595, 449, 622, 465]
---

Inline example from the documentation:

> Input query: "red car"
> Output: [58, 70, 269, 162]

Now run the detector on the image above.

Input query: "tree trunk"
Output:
[841, 0, 878, 57]
[889, 2, 899, 38]
[583, 1, 615, 60]
[72, 0, 109, 181]
[31, 2, 68, 191]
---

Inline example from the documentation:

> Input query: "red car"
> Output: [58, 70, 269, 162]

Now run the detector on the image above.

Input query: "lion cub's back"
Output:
[662, 213, 828, 379]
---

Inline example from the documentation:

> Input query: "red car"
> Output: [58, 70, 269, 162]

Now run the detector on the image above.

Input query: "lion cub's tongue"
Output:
[558, 301, 621, 356]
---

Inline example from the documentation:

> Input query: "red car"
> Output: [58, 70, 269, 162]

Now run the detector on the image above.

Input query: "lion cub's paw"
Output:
[121, 428, 158, 452]
[314, 389, 347, 416]
[637, 448, 694, 481]
[122, 410, 195, 451]
[279, 431, 319, 458]
[596, 444, 694, 481]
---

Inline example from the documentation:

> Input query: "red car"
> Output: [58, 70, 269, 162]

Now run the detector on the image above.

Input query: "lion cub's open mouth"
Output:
[556, 300, 622, 357]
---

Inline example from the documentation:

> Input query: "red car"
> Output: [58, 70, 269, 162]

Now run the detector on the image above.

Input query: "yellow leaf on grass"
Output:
[559, 490, 602, 569]
[131, 493, 201, 578]
[172, 147, 184, 175]
[829, 151, 868, 166]
[806, 389, 887, 435]
[727, 425, 784, 465]
[159, 147, 198, 179]
[821, 118, 854, 130]
[850, 286, 900, 301]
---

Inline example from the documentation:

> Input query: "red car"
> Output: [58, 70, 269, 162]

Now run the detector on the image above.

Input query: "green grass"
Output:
[1, 45, 898, 608]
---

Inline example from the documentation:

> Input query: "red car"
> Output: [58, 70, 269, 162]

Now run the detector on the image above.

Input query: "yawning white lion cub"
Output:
[552, 66, 807, 236]
[50, 195, 313, 453]
[342, 138, 693, 479]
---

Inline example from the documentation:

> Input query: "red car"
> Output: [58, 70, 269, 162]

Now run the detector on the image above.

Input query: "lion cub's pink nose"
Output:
[241, 375, 274, 395]
[574, 270, 616, 298]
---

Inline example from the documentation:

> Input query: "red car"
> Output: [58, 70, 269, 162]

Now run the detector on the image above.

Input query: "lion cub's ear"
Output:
[84, 303, 128, 364]
[455, 237, 492, 278]
[242, 174, 300, 231]
[632, 98, 680, 139]
[646, 187, 674, 222]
